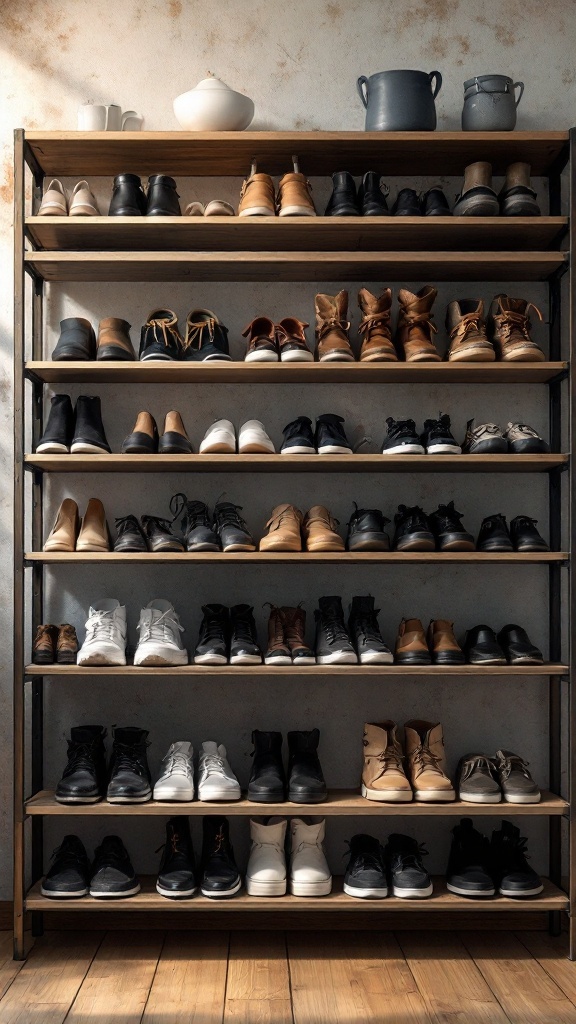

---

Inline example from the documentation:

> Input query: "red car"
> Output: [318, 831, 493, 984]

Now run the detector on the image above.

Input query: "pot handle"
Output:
[428, 70, 442, 97]
[357, 76, 369, 108]
[513, 81, 524, 107]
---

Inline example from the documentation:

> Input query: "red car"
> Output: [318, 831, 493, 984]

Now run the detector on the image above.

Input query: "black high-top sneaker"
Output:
[55, 725, 107, 804]
[181, 309, 231, 362]
[194, 604, 229, 664]
[349, 595, 393, 664]
[70, 395, 111, 454]
[392, 505, 435, 552]
[156, 817, 198, 899]
[281, 415, 316, 455]
[214, 501, 255, 552]
[446, 818, 495, 897]
[346, 504, 391, 551]
[114, 515, 148, 553]
[324, 171, 360, 216]
[420, 414, 461, 455]
[385, 833, 433, 898]
[41, 835, 91, 898]
[491, 821, 543, 896]
[37, 394, 74, 453]
[170, 494, 219, 551]
[146, 174, 181, 216]
[229, 604, 262, 664]
[509, 515, 549, 552]
[343, 834, 388, 899]
[139, 309, 182, 361]
[140, 515, 185, 553]
[248, 730, 286, 802]
[477, 513, 513, 552]
[315, 595, 357, 664]
[89, 835, 140, 897]
[200, 816, 241, 898]
[287, 728, 327, 803]
[428, 501, 475, 551]
[315, 414, 353, 455]
[382, 417, 424, 455]
[106, 726, 152, 803]
[358, 172, 390, 216]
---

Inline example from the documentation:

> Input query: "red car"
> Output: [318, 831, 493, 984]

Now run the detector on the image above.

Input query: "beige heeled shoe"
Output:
[43, 498, 79, 551]
[76, 498, 110, 552]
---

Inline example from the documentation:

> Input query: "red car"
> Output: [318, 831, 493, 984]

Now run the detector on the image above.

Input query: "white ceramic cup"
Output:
[77, 103, 108, 130]
[77, 104, 142, 131]
[121, 110, 143, 131]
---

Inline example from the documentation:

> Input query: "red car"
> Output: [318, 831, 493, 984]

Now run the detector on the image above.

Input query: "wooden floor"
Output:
[2, 929, 576, 1023]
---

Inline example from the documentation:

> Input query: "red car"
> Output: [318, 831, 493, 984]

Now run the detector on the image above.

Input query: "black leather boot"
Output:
[51, 317, 96, 360]
[171, 494, 219, 551]
[509, 515, 549, 552]
[421, 187, 451, 215]
[392, 188, 421, 216]
[71, 395, 111, 454]
[287, 728, 327, 803]
[200, 816, 241, 898]
[213, 501, 255, 552]
[346, 504, 390, 551]
[108, 173, 147, 216]
[156, 817, 198, 898]
[358, 172, 389, 216]
[248, 730, 286, 802]
[229, 604, 262, 664]
[477, 513, 513, 552]
[55, 725, 107, 804]
[106, 726, 152, 803]
[147, 175, 181, 216]
[325, 171, 360, 216]
[37, 394, 74, 453]
[194, 604, 229, 664]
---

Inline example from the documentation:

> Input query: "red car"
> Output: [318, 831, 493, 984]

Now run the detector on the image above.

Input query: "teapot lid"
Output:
[193, 73, 235, 91]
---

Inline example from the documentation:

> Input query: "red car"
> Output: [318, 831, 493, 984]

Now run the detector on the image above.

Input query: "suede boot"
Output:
[282, 606, 315, 664]
[427, 619, 465, 665]
[238, 172, 275, 216]
[315, 291, 354, 362]
[488, 294, 545, 362]
[277, 172, 316, 216]
[361, 721, 412, 802]
[260, 504, 303, 552]
[404, 720, 455, 802]
[395, 286, 440, 362]
[358, 287, 396, 362]
[302, 505, 344, 552]
[446, 299, 495, 362]
[395, 618, 431, 665]
[96, 318, 136, 361]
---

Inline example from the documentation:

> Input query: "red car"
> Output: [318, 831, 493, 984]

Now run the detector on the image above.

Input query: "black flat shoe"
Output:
[497, 624, 543, 664]
[464, 625, 506, 665]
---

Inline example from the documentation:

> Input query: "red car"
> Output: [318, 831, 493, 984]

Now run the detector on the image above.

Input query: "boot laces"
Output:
[401, 310, 437, 333]
[358, 312, 391, 335]
[139, 608, 183, 644]
[432, 503, 463, 530]
[364, 741, 404, 780]
[162, 750, 191, 777]
[62, 741, 98, 778]
[215, 502, 248, 531]
[233, 612, 256, 645]
[495, 303, 543, 340]
[268, 506, 299, 532]
[201, 614, 226, 644]
[343, 840, 382, 871]
[183, 317, 215, 351]
[355, 612, 382, 645]
[112, 742, 148, 775]
[267, 607, 285, 647]
[142, 514, 175, 536]
[170, 493, 210, 531]
[86, 609, 121, 642]
[461, 754, 497, 781]
[202, 751, 227, 777]
[34, 624, 54, 645]
[284, 608, 306, 645]
[322, 609, 350, 645]
[212, 826, 226, 855]
[146, 314, 182, 349]
[50, 837, 87, 865]
[307, 509, 339, 531]
[450, 313, 484, 340]
[115, 515, 140, 535]
[58, 624, 77, 645]
[497, 752, 532, 781]
[412, 743, 444, 778]
[317, 316, 350, 339]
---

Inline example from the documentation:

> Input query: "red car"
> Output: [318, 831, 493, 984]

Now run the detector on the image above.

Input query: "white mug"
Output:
[77, 103, 143, 131]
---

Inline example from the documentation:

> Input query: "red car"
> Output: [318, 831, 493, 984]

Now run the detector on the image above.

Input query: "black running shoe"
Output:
[392, 504, 435, 552]
[382, 417, 424, 455]
[428, 501, 475, 551]
[343, 834, 388, 899]
[420, 413, 461, 455]
[90, 835, 140, 897]
[315, 595, 357, 664]
[41, 835, 90, 898]
[491, 821, 543, 896]
[385, 833, 433, 898]
[446, 818, 495, 897]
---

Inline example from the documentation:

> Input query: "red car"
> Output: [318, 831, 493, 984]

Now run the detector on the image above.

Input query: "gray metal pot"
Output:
[357, 70, 442, 131]
[462, 75, 524, 131]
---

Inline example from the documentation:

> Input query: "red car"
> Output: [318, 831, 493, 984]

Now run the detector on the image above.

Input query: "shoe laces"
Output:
[202, 751, 228, 777]
[142, 514, 174, 536]
[86, 609, 122, 642]
[139, 608, 183, 645]
[387, 418, 416, 437]
[146, 313, 182, 349]
[395, 504, 427, 527]
[57, 624, 77, 646]
[283, 606, 306, 644]
[460, 754, 497, 782]
[266, 606, 286, 647]
[317, 316, 351, 340]
[343, 840, 383, 871]
[495, 303, 543, 340]
[232, 611, 256, 645]
[111, 742, 148, 776]
[34, 624, 54, 645]
[400, 310, 437, 334]
[215, 502, 248, 531]
[412, 743, 444, 779]
[423, 413, 452, 434]
[170, 494, 210, 531]
[363, 740, 404, 779]
[161, 751, 192, 777]
[267, 506, 300, 532]
[93, 840, 129, 869]
[321, 609, 350, 646]
[200, 613, 226, 644]
[389, 837, 429, 868]
[507, 422, 540, 438]
[306, 508, 339, 531]
[449, 312, 484, 340]
[155, 831, 189, 858]
[497, 752, 532, 781]
[115, 514, 140, 535]
[468, 422, 501, 440]
[182, 316, 215, 351]
[50, 837, 87, 866]
[61, 740, 99, 778]
[354, 612, 383, 646]
[211, 825, 227, 855]
[358, 311, 391, 335]
[431, 502, 464, 529]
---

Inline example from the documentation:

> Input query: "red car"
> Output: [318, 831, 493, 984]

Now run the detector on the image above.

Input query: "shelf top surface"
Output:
[25, 663, 567, 677]
[25, 551, 566, 565]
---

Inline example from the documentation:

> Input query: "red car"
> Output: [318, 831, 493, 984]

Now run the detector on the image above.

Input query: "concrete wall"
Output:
[1, 0, 575, 896]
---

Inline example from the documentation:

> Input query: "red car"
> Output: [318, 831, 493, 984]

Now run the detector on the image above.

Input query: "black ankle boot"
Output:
[213, 501, 255, 552]
[229, 604, 262, 664]
[248, 730, 286, 802]
[428, 501, 475, 552]
[37, 394, 74, 453]
[71, 395, 111, 454]
[392, 188, 421, 216]
[147, 175, 181, 216]
[55, 725, 107, 803]
[287, 728, 327, 803]
[51, 317, 96, 360]
[477, 513, 513, 552]
[325, 171, 360, 216]
[348, 595, 392, 664]
[194, 604, 229, 664]
[106, 726, 152, 803]
[358, 172, 389, 216]
[108, 173, 147, 216]
[156, 817, 198, 898]
[171, 494, 219, 551]
[200, 816, 241, 898]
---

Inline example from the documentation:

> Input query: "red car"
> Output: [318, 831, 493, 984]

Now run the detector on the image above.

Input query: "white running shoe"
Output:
[77, 599, 127, 666]
[246, 817, 287, 896]
[133, 600, 188, 666]
[238, 419, 275, 453]
[153, 741, 195, 801]
[200, 419, 236, 454]
[197, 740, 241, 801]
[289, 817, 332, 896]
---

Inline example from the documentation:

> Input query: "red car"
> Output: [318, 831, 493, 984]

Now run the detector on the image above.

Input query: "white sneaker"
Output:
[134, 600, 188, 666]
[289, 817, 332, 896]
[239, 419, 275, 454]
[153, 741, 195, 801]
[246, 817, 287, 896]
[77, 599, 127, 666]
[197, 740, 241, 801]
[200, 419, 236, 454]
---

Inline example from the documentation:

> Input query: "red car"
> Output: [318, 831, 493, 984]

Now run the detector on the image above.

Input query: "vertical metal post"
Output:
[569, 127, 576, 959]
[30, 270, 44, 938]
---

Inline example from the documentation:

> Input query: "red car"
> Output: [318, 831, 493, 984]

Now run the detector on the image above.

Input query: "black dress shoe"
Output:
[421, 187, 451, 216]
[156, 817, 197, 899]
[358, 172, 389, 216]
[477, 513, 513, 552]
[288, 728, 327, 803]
[141, 515, 185, 552]
[464, 625, 506, 665]
[52, 318, 96, 360]
[393, 504, 435, 552]
[213, 501, 255, 552]
[194, 604, 229, 664]
[200, 816, 241, 898]
[55, 725, 107, 803]
[346, 503, 390, 551]
[71, 395, 111, 454]
[428, 501, 475, 552]
[147, 174, 182, 216]
[281, 416, 315, 455]
[392, 188, 421, 216]
[41, 835, 90, 898]
[37, 394, 74, 453]
[139, 309, 182, 361]
[108, 173, 147, 216]
[171, 494, 220, 551]
[229, 604, 262, 664]
[90, 836, 140, 897]
[248, 730, 286, 802]
[106, 726, 152, 803]
[325, 171, 360, 216]
[114, 515, 148, 552]
[509, 515, 549, 552]
[497, 624, 543, 664]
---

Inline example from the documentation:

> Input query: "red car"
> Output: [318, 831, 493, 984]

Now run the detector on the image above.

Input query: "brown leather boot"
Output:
[427, 620, 465, 666]
[315, 291, 355, 362]
[499, 162, 541, 216]
[395, 286, 441, 362]
[277, 172, 316, 217]
[395, 618, 431, 665]
[453, 161, 499, 216]
[264, 606, 291, 665]
[96, 317, 136, 361]
[303, 505, 344, 552]
[357, 287, 397, 362]
[33, 624, 58, 664]
[243, 316, 278, 362]
[44, 498, 79, 552]
[259, 504, 303, 551]
[77, 498, 110, 552]
[361, 721, 412, 802]
[446, 299, 495, 362]
[488, 295, 545, 362]
[238, 172, 275, 216]
[56, 624, 79, 664]
[276, 318, 312, 362]
[282, 606, 315, 664]
[404, 720, 455, 801]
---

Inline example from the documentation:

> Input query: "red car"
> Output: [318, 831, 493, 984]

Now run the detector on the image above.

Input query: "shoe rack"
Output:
[13, 128, 575, 958]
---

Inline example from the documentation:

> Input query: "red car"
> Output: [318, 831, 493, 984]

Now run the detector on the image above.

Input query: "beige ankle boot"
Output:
[488, 294, 545, 361]
[303, 505, 344, 552]
[395, 286, 441, 362]
[358, 287, 397, 362]
[404, 720, 455, 802]
[43, 498, 79, 552]
[277, 172, 316, 217]
[446, 299, 495, 362]
[259, 504, 303, 551]
[315, 290, 354, 362]
[499, 162, 541, 216]
[77, 498, 110, 552]
[238, 172, 275, 216]
[361, 721, 412, 802]
[453, 162, 499, 216]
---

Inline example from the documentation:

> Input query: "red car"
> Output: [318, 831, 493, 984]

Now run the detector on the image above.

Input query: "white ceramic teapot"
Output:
[173, 74, 254, 131]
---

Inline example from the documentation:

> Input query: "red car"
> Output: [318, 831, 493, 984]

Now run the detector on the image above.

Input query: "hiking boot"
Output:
[194, 604, 228, 664]
[457, 753, 501, 803]
[382, 417, 424, 455]
[230, 604, 262, 664]
[140, 515, 185, 553]
[315, 291, 355, 362]
[41, 835, 90, 898]
[159, 411, 194, 454]
[243, 316, 278, 362]
[171, 496, 219, 551]
[497, 624, 543, 665]
[421, 187, 451, 216]
[509, 515, 549, 552]
[361, 721, 412, 802]
[464, 625, 506, 665]
[107, 726, 152, 803]
[405, 721, 455, 801]
[51, 317, 96, 360]
[153, 741, 195, 801]
[462, 419, 507, 454]
[146, 174, 181, 216]
[281, 416, 315, 454]
[357, 287, 397, 362]
[56, 725, 107, 804]
[315, 595, 357, 664]
[343, 834, 388, 899]
[392, 505, 434, 552]
[453, 162, 499, 216]
[346, 504, 391, 551]
[96, 317, 135, 361]
[260, 504, 303, 552]
[325, 171, 359, 216]
[282, 606, 315, 664]
[134, 599, 188, 666]
[238, 171, 275, 216]
[37, 394, 74, 453]
[315, 413, 352, 455]
[246, 817, 287, 896]
[288, 728, 327, 803]
[122, 411, 159, 453]
[214, 501, 255, 551]
[499, 162, 541, 217]
[358, 172, 390, 216]
[427, 619, 465, 665]
[494, 750, 541, 803]
[392, 188, 421, 216]
[33, 624, 57, 664]
[289, 817, 332, 895]
[446, 819, 495, 896]
[156, 817, 197, 898]
[90, 836, 140, 897]
[248, 730, 286, 802]
[385, 834, 433, 898]
[276, 318, 313, 362]
[197, 741, 241, 801]
[71, 395, 110, 454]
[303, 505, 344, 552]
[77, 599, 127, 666]
[491, 821, 543, 896]
[43, 498, 79, 552]
[277, 172, 316, 216]
[488, 295, 545, 362]
[477, 513, 513, 552]
[56, 624, 79, 664]
[181, 309, 231, 362]
[76, 497, 110, 553]
[349, 595, 392, 664]
[139, 309, 182, 361]
[265, 606, 291, 665]
[446, 299, 495, 362]
[428, 501, 474, 551]
[420, 413, 461, 454]
[238, 419, 275, 454]
[395, 618, 430, 664]
[108, 173, 147, 216]
[396, 286, 440, 361]
[504, 422, 550, 453]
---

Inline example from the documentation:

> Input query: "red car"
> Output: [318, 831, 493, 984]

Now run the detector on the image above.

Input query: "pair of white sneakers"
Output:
[246, 817, 332, 897]
[77, 599, 187, 667]
[153, 740, 241, 802]
[200, 418, 275, 454]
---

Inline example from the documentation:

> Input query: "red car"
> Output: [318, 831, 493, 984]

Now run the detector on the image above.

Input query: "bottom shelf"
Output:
[26, 876, 567, 913]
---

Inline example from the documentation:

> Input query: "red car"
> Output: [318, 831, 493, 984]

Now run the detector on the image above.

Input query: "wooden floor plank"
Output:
[143, 931, 228, 1024]
[0, 934, 24, 1002]
[515, 932, 576, 1008]
[225, 931, 292, 1024]
[0, 930, 101, 1024]
[65, 931, 164, 1024]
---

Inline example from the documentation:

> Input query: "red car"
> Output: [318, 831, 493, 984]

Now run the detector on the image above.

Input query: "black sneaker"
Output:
[194, 604, 229, 664]
[315, 414, 352, 455]
[41, 835, 90, 898]
[70, 395, 111, 454]
[382, 417, 424, 455]
[200, 816, 241, 898]
[37, 394, 74, 453]
[428, 501, 475, 551]
[181, 309, 231, 362]
[491, 821, 543, 896]
[385, 834, 433, 898]
[287, 728, 327, 803]
[281, 416, 315, 455]
[139, 309, 182, 361]
[248, 730, 286, 802]
[421, 187, 451, 216]
[346, 504, 391, 551]
[477, 513, 513, 552]
[343, 834, 388, 899]
[315, 595, 357, 664]
[497, 624, 543, 665]
[90, 835, 140, 897]
[446, 818, 495, 897]
[457, 753, 501, 804]
[510, 515, 549, 552]
[170, 494, 219, 551]
[55, 725, 107, 804]
[464, 625, 506, 665]
[106, 726, 152, 804]
[140, 515, 185, 553]
[156, 817, 198, 899]
[349, 595, 393, 664]
[393, 504, 434, 552]
[420, 414, 461, 455]
[392, 187, 421, 216]
[229, 604, 262, 664]
[214, 501, 255, 552]
[114, 515, 148, 553]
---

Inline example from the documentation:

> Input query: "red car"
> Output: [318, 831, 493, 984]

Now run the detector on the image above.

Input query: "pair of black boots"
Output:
[172, 496, 254, 552]
[315, 594, 392, 665]
[248, 728, 327, 803]
[447, 818, 543, 897]
[344, 833, 432, 899]
[109, 174, 181, 216]
[37, 394, 110, 455]
[194, 604, 261, 665]
[55, 726, 151, 804]
[157, 815, 241, 899]
[325, 171, 389, 216]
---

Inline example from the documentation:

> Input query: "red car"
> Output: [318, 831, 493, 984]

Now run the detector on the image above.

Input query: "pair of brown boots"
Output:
[238, 165, 316, 217]
[44, 498, 110, 553]
[396, 618, 464, 666]
[315, 287, 440, 363]
[259, 504, 343, 553]
[265, 606, 315, 665]
[447, 295, 545, 363]
[33, 623, 78, 664]
[362, 720, 455, 802]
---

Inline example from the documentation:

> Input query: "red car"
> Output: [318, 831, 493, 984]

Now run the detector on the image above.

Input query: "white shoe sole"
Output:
[41, 886, 88, 898]
[39, 202, 68, 215]
[281, 350, 313, 362]
[76, 543, 110, 553]
[318, 352, 355, 362]
[70, 443, 109, 454]
[134, 648, 188, 666]
[36, 442, 69, 454]
[414, 790, 456, 802]
[317, 445, 352, 455]
[447, 882, 495, 897]
[381, 444, 425, 455]
[90, 884, 141, 898]
[499, 884, 543, 897]
[343, 882, 388, 899]
[279, 207, 315, 217]
[107, 793, 151, 804]
[194, 653, 227, 665]
[264, 656, 292, 665]
[503, 793, 541, 803]
[239, 208, 274, 217]
[239, 444, 275, 453]
[361, 784, 412, 802]
[426, 443, 462, 455]
[459, 791, 502, 803]
[316, 652, 358, 664]
[156, 884, 198, 898]
[153, 787, 195, 801]
[230, 654, 262, 665]
[244, 351, 279, 363]
[201, 879, 242, 898]
[55, 795, 101, 804]
[290, 879, 332, 896]
[200, 442, 236, 453]
[198, 787, 241, 801]
[392, 884, 433, 899]
[281, 446, 316, 455]
[77, 650, 126, 666]
[292, 656, 317, 665]
[246, 878, 287, 896]
[359, 651, 394, 664]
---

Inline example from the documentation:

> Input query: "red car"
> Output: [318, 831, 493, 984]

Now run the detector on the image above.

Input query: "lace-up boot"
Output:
[361, 721, 412, 802]
[56, 725, 107, 803]
[497, 624, 543, 665]
[265, 606, 291, 665]
[146, 174, 181, 216]
[77, 599, 127, 666]
[281, 415, 315, 455]
[90, 835, 140, 897]
[37, 394, 74, 453]
[477, 513, 513, 552]
[504, 421, 550, 453]
[238, 172, 275, 217]
[246, 817, 287, 896]
[385, 833, 433, 898]
[346, 504, 391, 551]
[41, 835, 91, 898]
[488, 294, 545, 362]
[315, 290, 355, 362]
[457, 753, 501, 803]
[462, 419, 507, 454]
[359, 172, 390, 216]
[276, 318, 313, 362]
[499, 162, 541, 216]
[260, 504, 303, 552]
[420, 414, 461, 455]
[427, 619, 464, 665]
[134, 599, 188, 666]
[71, 395, 111, 454]
[108, 173, 147, 216]
[446, 818, 494, 896]
[288, 728, 327, 803]
[114, 515, 148, 552]
[428, 500, 474, 551]
[404, 720, 455, 802]
[33, 623, 58, 664]
[494, 749, 541, 803]
[491, 821, 543, 896]
[303, 505, 344, 552]
[107, 726, 151, 804]
[393, 505, 434, 552]
[349, 595, 392, 664]
[139, 309, 182, 361]
[343, 833, 388, 899]
[159, 410, 193, 454]
[194, 604, 228, 664]
[242, 316, 278, 362]
[395, 617, 430, 664]
[446, 299, 495, 362]
[122, 410, 159, 454]
[277, 172, 316, 216]
[395, 286, 440, 362]
[153, 741, 194, 801]
[289, 818, 332, 896]
[382, 417, 425, 455]
[358, 287, 396, 362]
[282, 606, 315, 664]
[230, 604, 262, 664]
[141, 515, 185, 552]
[56, 623, 79, 664]
[181, 308, 231, 362]
[200, 816, 241, 897]
[156, 817, 197, 898]
[509, 514, 548, 552]
[197, 740, 241, 801]
[315, 595, 357, 664]
[171, 494, 219, 551]
[324, 171, 359, 216]
[248, 730, 286, 802]
[214, 501, 255, 551]
[315, 413, 352, 455]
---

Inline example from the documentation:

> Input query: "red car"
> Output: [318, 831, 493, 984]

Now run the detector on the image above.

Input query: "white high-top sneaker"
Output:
[246, 817, 287, 896]
[289, 817, 332, 896]
[153, 741, 195, 801]
[238, 419, 275, 454]
[199, 419, 236, 454]
[133, 600, 188, 666]
[77, 599, 127, 666]
[197, 740, 241, 801]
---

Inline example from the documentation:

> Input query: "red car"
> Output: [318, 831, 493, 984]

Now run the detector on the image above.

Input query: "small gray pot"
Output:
[462, 75, 524, 131]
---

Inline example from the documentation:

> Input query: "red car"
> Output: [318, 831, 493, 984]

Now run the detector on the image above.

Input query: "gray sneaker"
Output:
[461, 419, 507, 454]
[495, 750, 541, 804]
[457, 753, 501, 803]
[503, 422, 550, 454]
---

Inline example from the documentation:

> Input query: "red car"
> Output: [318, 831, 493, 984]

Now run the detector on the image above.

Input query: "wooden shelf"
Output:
[25, 664, 567, 678]
[26, 551, 566, 565]
[24, 130, 569, 177]
[26, 789, 567, 817]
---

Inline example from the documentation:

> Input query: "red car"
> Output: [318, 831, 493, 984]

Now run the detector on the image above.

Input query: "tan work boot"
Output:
[395, 286, 441, 362]
[499, 162, 541, 216]
[446, 299, 495, 362]
[427, 620, 465, 666]
[56, 624, 79, 664]
[277, 172, 316, 217]
[303, 505, 344, 552]
[361, 721, 412, 802]
[453, 161, 499, 216]
[282, 606, 315, 664]
[358, 287, 397, 362]
[488, 295, 545, 362]
[404, 720, 455, 801]
[238, 172, 275, 216]
[44, 498, 79, 552]
[264, 606, 291, 665]
[259, 504, 303, 551]
[96, 317, 136, 361]
[315, 291, 355, 362]
[33, 624, 58, 664]
[395, 618, 431, 665]
[77, 498, 110, 552]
